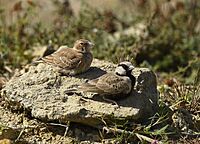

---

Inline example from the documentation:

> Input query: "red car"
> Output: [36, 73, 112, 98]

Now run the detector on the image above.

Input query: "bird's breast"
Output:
[76, 52, 93, 73]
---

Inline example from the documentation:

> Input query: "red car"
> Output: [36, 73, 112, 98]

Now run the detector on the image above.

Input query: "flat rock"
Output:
[2, 59, 158, 127]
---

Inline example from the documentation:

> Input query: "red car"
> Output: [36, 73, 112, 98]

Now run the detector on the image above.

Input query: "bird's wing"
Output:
[55, 45, 68, 53]
[78, 78, 103, 93]
[42, 48, 82, 70]
[96, 73, 131, 95]
[80, 73, 131, 95]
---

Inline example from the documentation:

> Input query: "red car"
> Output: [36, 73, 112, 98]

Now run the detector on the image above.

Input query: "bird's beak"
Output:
[129, 65, 135, 71]
[88, 42, 95, 48]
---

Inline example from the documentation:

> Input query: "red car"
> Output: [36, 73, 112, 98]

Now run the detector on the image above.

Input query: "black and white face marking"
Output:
[115, 66, 127, 76]
[118, 61, 134, 71]
[115, 61, 134, 76]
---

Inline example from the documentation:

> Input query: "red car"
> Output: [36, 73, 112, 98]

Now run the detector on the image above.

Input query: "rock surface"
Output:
[2, 59, 158, 127]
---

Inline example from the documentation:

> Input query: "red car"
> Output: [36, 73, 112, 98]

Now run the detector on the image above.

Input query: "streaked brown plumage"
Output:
[78, 61, 135, 100]
[40, 39, 94, 75]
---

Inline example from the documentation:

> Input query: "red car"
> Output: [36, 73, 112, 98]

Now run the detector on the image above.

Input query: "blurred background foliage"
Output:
[0, 0, 199, 82]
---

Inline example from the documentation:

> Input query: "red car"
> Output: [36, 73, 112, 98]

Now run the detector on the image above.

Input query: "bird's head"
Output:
[115, 61, 134, 76]
[73, 39, 94, 53]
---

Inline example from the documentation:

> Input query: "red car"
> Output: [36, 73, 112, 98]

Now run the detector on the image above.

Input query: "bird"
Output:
[35, 39, 94, 75]
[66, 61, 135, 104]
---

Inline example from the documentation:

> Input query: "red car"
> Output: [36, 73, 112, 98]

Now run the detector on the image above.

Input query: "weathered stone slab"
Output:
[2, 59, 158, 127]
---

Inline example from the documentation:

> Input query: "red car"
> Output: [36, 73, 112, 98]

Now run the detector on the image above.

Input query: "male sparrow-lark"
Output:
[76, 61, 135, 104]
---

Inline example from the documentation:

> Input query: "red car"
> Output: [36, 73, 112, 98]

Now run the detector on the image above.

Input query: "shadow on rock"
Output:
[74, 67, 107, 80]
[82, 89, 144, 109]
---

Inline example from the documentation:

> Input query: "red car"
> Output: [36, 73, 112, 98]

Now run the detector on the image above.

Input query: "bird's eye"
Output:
[80, 42, 84, 45]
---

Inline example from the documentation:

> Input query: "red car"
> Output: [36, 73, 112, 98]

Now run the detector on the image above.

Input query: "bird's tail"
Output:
[31, 57, 43, 66]
[65, 83, 102, 94]
[64, 88, 79, 95]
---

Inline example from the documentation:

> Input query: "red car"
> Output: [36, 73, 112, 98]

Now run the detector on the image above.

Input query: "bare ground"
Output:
[0, 97, 104, 143]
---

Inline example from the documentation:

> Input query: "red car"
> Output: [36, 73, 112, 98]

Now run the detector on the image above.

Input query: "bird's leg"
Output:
[103, 96, 118, 106]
